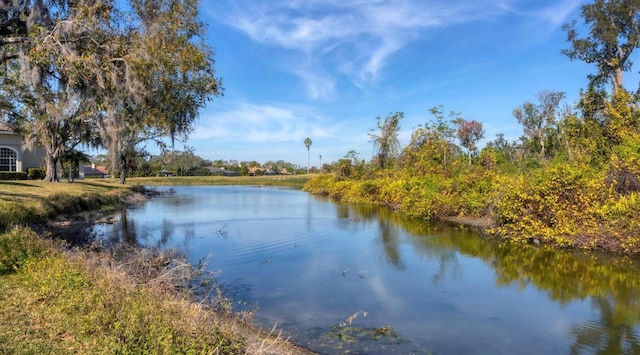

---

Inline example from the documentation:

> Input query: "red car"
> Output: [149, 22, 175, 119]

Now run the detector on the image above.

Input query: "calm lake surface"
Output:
[92, 185, 640, 354]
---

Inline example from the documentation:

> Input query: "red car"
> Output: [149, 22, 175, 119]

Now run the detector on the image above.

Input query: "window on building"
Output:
[0, 147, 17, 171]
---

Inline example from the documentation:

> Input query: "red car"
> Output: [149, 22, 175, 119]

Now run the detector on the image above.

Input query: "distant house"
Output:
[0, 123, 45, 172]
[248, 166, 262, 176]
[83, 164, 109, 178]
[207, 166, 239, 176]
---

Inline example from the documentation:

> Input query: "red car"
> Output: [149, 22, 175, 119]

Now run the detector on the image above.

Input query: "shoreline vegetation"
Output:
[302, 160, 640, 256]
[0, 177, 314, 354]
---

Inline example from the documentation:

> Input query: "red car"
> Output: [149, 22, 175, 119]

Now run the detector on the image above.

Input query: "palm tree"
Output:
[304, 137, 312, 173]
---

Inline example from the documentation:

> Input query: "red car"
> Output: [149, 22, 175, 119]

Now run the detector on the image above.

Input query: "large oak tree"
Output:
[95, 0, 222, 184]
[1, 0, 222, 183]
[2, 1, 104, 181]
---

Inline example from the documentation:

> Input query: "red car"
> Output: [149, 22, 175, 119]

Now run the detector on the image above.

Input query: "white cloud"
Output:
[192, 102, 339, 143]
[537, 0, 582, 28]
[208, 0, 522, 98]
[293, 61, 336, 99]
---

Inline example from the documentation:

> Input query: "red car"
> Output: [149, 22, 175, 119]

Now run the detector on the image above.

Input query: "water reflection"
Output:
[378, 217, 406, 270]
[93, 187, 640, 354]
[345, 203, 640, 354]
[102, 208, 138, 245]
[571, 296, 640, 354]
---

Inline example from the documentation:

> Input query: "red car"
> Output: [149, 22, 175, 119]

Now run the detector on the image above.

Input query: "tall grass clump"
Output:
[0, 227, 53, 275]
[0, 201, 45, 232]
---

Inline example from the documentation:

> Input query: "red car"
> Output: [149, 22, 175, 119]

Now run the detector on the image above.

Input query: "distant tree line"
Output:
[89, 149, 311, 177]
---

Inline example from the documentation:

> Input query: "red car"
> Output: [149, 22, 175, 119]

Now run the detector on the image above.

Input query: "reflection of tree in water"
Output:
[570, 295, 640, 355]
[345, 202, 640, 353]
[336, 204, 350, 220]
[378, 218, 405, 270]
[158, 218, 173, 246]
[473, 242, 640, 354]
[347, 203, 464, 274]
[120, 209, 137, 244]
[342, 203, 406, 269]
[336, 203, 378, 223]
[387, 216, 466, 284]
[430, 252, 461, 285]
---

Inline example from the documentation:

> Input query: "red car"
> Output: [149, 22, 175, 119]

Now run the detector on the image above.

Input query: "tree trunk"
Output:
[119, 155, 127, 184]
[613, 68, 623, 93]
[43, 148, 60, 182]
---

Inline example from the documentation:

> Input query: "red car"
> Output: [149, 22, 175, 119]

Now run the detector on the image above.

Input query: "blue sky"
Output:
[186, 0, 595, 167]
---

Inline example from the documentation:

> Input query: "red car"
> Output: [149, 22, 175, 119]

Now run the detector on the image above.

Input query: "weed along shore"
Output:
[0, 178, 313, 354]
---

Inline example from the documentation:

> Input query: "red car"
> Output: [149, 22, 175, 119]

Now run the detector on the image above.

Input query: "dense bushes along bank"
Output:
[303, 161, 640, 255]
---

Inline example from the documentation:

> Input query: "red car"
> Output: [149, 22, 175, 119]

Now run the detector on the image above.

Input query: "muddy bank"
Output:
[443, 215, 497, 231]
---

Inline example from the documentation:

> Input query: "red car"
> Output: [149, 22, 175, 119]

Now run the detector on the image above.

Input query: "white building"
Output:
[0, 124, 45, 172]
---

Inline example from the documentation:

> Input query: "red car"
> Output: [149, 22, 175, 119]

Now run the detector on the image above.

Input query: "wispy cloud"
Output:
[293, 60, 337, 99]
[537, 0, 583, 28]
[192, 102, 338, 143]
[207, 0, 521, 98]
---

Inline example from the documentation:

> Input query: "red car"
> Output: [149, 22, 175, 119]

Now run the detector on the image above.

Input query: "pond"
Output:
[91, 185, 640, 354]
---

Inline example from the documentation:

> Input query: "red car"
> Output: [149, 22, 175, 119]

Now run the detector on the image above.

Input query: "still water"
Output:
[92, 185, 640, 354]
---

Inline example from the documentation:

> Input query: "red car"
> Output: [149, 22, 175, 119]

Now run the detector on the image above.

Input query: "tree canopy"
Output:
[563, 0, 640, 94]
[0, 0, 222, 183]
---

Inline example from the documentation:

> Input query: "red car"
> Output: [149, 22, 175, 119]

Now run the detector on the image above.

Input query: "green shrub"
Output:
[27, 168, 45, 180]
[0, 171, 28, 180]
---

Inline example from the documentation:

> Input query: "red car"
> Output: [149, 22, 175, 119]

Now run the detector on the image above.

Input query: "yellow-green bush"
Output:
[596, 192, 640, 253]
[303, 174, 335, 196]
[494, 163, 610, 246]
[305, 160, 640, 254]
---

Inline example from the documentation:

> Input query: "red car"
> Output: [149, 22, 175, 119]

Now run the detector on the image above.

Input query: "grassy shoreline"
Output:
[129, 174, 313, 188]
[0, 177, 314, 354]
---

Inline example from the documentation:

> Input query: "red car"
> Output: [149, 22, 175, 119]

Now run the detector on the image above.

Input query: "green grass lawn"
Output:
[0, 179, 125, 204]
